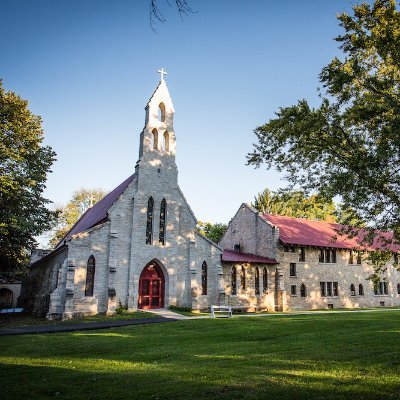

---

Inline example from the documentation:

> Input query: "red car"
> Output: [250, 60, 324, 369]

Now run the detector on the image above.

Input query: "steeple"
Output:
[136, 70, 178, 187]
[138, 69, 176, 158]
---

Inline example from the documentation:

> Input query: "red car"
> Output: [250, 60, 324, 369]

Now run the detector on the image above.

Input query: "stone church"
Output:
[22, 73, 400, 318]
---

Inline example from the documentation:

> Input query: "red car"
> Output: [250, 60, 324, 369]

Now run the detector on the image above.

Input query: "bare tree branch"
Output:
[150, 0, 196, 31]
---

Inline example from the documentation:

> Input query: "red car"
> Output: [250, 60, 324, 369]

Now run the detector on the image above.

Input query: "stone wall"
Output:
[190, 232, 223, 310]
[222, 263, 277, 311]
[63, 222, 111, 318]
[280, 246, 400, 310]
[220, 204, 279, 258]
[20, 247, 68, 316]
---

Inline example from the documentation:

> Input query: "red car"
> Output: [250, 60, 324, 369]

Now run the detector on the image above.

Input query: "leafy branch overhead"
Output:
[0, 80, 57, 274]
[247, 0, 400, 239]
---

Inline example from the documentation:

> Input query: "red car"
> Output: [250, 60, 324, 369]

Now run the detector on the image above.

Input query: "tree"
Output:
[49, 188, 107, 248]
[0, 80, 57, 276]
[247, 0, 400, 239]
[197, 221, 227, 244]
[253, 188, 337, 222]
[150, 0, 195, 30]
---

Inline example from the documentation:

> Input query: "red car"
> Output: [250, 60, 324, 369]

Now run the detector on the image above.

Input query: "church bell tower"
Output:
[135, 68, 178, 189]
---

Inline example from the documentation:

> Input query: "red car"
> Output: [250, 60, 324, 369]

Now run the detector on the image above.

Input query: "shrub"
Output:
[115, 300, 128, 315]
[169, 305, 192, 312]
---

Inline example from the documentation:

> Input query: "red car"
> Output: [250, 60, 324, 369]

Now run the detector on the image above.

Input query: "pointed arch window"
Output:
[152, 129, 158, 150]
[163, 131, 170, 152]
[240, 266, 246, 290]
[263, 267, 268, 293]
[159, 198, 166, 245]
[300, 283, 306, 297]
[397, 283, 400, 295]
[85, 256, 95, 297]
[350, 283, 356, 296]
[201, 261, 207, 295]
[255, 267, 260, 295]
[158, 102, 166, 122]
[231, 267, 237, 295]
[146, 197, 154, 245]
[359, 284, 364, 296]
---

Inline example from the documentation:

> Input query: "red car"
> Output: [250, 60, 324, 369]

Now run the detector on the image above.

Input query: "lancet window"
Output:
[163, 131, 170, 152]
[240, 266, 246, 290]
[159, 198, 166, 245]
[85, 255, 95, 297]
[263, 267, 268, 293]
[146, 197, 154, 245]
[158, 102, 166, 122]
[231, 267, 237, 295]
[152, 129, 158, 150]
[201, 261, 207, 295]
[255, 267, 260, 295]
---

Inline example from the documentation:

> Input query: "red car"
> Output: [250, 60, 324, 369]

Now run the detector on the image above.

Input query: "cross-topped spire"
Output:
[157, 67, 167, 82]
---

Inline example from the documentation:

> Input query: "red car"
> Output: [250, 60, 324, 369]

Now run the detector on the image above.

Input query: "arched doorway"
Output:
[138, 261, 165, 309]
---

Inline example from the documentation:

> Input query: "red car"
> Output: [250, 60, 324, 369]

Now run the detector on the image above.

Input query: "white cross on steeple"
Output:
[157, 67, 167, 82]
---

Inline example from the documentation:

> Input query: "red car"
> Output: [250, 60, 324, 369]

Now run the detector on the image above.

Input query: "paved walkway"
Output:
[145, 308, 192, 320]
[0, 317, 176, 336]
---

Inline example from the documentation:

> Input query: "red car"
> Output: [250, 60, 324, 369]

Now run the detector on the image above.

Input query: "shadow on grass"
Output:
[1, 355, 399, 400]
[1, 312, 400, 399]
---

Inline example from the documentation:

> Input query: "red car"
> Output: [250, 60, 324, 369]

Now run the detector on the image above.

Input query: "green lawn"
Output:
[1, 311, 399, 400]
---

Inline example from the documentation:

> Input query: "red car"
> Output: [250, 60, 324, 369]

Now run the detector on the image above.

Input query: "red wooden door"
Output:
[138, 263, 164, 309]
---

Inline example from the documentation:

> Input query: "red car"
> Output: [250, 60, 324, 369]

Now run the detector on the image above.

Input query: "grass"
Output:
[0, 311, 400, 399]
[0, 310, 154, 328]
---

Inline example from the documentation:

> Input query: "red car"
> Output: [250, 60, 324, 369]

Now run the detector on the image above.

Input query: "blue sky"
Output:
[1, 0, 361, 237]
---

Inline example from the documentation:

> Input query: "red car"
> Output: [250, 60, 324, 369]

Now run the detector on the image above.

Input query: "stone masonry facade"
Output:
[220, 204, 400, 311]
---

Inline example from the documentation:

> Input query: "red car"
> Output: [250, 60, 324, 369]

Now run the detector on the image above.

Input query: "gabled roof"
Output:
[222, 250, 278, 265]
[262, 214, 399, 251]
[55, 174, 136, 249]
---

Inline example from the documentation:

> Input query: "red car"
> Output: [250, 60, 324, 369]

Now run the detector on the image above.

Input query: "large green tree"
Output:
[0, 81, 57, 275]
[247, 0, 400, 238]
[196, 221, 227, 244]
[49, 188, 107, 248]
[252, 188, 337, 222]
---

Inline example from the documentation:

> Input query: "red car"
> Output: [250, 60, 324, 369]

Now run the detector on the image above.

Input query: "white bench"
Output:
[210, 305, 249, 318]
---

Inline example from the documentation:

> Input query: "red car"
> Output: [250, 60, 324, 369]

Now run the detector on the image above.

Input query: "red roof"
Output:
[222, 250, 278, 264]
[262, 214, 399, 251]
[55, 174, 136, 248]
